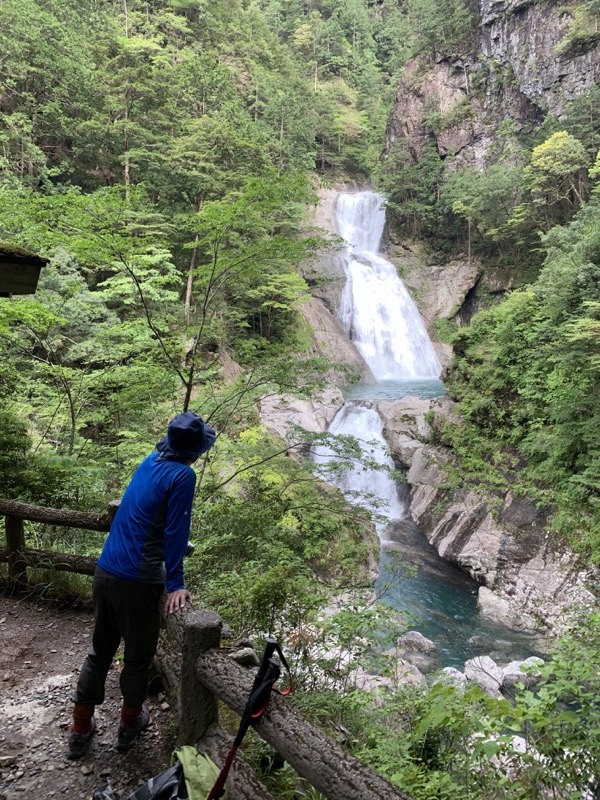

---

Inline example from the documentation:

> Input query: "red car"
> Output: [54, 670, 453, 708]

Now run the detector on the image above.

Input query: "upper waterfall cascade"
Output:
[336, 192, 442, 380]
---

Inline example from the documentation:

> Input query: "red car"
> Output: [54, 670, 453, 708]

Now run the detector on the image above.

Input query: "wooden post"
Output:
[180, 610, 222, 743]
[6, 515, 27, 588]
[107, 499, 121, 524]
[154, 607, 222, 745]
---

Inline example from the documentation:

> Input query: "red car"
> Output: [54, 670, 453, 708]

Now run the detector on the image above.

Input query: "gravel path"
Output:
[0, 593, 176, 800]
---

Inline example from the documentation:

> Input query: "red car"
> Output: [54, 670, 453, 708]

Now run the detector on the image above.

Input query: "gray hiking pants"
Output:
[75, 567, 163, 707]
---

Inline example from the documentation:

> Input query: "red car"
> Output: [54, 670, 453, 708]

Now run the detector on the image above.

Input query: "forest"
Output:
[1, 1, 600, 798]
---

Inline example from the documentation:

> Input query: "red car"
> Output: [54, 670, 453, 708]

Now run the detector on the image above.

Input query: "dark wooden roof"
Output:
[0, 243, 49, 296]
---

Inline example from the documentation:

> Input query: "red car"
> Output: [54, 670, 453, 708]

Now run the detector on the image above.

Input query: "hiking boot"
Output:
[67, 717, 96, 760]
[116, 703, 150, 752]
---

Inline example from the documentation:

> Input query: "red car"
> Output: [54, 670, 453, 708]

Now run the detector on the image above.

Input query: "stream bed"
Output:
[343, 379, 540, 669]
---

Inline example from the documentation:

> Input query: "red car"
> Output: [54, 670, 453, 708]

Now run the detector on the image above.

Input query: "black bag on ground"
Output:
[126, 764, 188, 800]
[92, 763, 187, 800]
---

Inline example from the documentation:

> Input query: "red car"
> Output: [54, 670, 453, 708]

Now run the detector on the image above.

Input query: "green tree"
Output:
[447, 193, 600, 557]
[440, 163, 527, 261]
[375, 138, 444, 236]
[525, 131, 590, 223]
[406, 0, 478, 56]
[0, 0, 101, 187]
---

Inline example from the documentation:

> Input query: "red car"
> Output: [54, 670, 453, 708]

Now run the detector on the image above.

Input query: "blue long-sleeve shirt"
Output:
[98, 452, 196, 592]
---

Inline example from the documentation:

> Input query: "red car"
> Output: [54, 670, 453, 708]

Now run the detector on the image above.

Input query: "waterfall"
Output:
[310, 192, 535, 666]
[313, 404, 403, 539]
[336, 191, 442, 380]
[312, 190, 442, 540]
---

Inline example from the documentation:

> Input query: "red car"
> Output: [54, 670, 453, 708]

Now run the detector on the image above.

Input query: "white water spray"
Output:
[336, 192, 442, 380]
[313, 404, 403, 538]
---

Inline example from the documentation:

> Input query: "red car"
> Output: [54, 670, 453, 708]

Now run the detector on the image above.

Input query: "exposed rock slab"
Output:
[406, 443, 598, 633]
[399, 257, 482, 323]
[426, 492, 505, 587]
[378, 396, 599, 636]
[303, 187, 350, 313]
[376, 396, 433, 467]
[300, 296, 376, 386]
[259, 387, 344, 445]
[477, 586, 518, 627]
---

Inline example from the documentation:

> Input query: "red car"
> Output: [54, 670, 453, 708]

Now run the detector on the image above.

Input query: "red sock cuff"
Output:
[121, 703, 143, 728]
[72, 702, 95, 734]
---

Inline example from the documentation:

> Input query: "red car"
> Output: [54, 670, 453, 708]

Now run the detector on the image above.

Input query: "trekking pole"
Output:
[206, 636, 292, 800]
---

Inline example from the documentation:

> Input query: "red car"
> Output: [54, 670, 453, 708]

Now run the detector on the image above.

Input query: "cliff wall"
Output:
[378, 395, 598, 637]
[387, 0, 600, 169]
[384, 0, 600, 316]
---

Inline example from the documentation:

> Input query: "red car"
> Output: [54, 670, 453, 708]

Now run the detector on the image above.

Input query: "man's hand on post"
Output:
[166, 589, 192, 614]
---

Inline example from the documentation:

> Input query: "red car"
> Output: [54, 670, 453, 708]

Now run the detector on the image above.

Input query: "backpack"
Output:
[92, 749, 224, 800]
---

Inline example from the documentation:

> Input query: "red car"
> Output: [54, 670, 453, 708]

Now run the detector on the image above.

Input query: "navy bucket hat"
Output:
[156, 411, 216, 461]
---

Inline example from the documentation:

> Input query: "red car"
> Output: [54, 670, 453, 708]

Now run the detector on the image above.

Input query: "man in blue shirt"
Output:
[67, 411, 216, 760]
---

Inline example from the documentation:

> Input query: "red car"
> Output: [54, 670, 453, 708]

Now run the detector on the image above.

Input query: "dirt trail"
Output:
[0, 593, 175, 800]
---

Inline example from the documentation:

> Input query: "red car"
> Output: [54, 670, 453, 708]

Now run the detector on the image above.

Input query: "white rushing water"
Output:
[312, 192, 537, 665]
[313, 404, 403, 539]
[336, 191, 442, 380]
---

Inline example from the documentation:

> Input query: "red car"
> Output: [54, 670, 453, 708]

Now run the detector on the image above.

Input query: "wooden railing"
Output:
[156, 607, 413, 800]
[0, 498, 413, 800]
[0, 497, 119, 587]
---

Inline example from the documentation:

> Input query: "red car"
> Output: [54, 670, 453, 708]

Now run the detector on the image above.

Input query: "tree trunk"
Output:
[467, 219, 472, 266]
[5, 516, 27, 588]
[123, 99, 131, 201]
[184, 233, 200, 326]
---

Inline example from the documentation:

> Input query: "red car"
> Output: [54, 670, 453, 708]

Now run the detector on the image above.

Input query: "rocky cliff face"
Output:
[387, 0, 600, 169]
[383, 0, 600, 324]
[480, 0, 600, 115]
[377, 395, 598, 637]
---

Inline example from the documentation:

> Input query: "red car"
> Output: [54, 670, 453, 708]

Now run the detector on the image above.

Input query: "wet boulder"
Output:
[398, 631, 437, 653]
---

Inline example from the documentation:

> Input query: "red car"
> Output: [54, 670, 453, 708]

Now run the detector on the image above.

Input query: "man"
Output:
[67, 411, 216, 760]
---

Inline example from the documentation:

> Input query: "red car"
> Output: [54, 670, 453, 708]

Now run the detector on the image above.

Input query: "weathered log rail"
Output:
[0, 497, 117, 587]
[156, 607, 414, 800]
[1, 498, 414, 800]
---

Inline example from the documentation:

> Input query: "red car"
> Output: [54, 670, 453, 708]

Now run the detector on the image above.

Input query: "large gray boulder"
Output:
[437, 667, 468, 692]
[464, 656, 503, 697]
[502, 657, 544, 690]
[398, 631, 437, 654]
